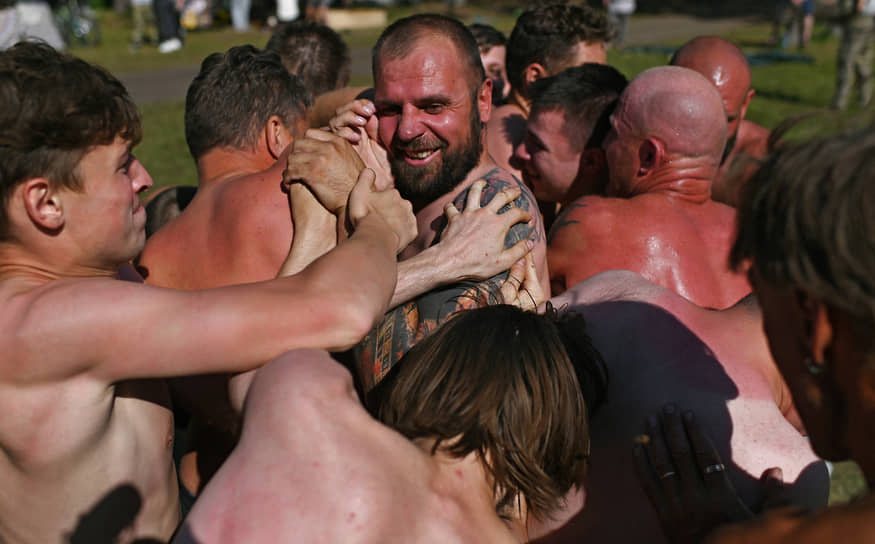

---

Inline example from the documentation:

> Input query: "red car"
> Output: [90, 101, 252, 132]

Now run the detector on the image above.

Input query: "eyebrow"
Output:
[526, 128, 547, 151]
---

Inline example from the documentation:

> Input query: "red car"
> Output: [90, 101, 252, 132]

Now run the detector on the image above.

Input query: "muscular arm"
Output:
[3, 212, 400, 386]
[354, 168, 547, 389]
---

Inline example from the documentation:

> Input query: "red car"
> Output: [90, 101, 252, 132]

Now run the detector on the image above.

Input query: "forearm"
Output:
[390, 244, 454, 308]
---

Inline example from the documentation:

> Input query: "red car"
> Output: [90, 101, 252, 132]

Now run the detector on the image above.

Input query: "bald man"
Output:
[530, 271, 829, 543]
[670, 36, 770, 207]
[547, 67, 751, 308]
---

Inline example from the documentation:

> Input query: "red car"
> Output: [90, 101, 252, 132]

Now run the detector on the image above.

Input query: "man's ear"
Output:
[478, 77, 493, 124]
[741, 88, 755, 121]
[637, 138, 663, 175]
[523, 63, 548, 91]
[794, 289, 833, 365]
[265, 115, 292, 159]
[22, 178, 65, 232]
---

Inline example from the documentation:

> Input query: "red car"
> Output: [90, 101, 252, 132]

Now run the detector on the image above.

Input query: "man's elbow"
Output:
[323, 290, 388, 351]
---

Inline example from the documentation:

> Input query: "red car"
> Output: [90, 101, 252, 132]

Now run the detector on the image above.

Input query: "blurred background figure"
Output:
[230, 0, 249, 31]
[469, 22, 510, 104]
[153, 0, 182, 52]
[265, 19, 350, 98]
[129, 0, 156, 50]
[832, 0, 875, 109]
[303, 0, 328, 24]
[604, 0, 635, 46]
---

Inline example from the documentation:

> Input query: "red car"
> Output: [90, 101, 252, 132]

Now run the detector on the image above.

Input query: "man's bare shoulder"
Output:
[548, 196, 626, 244]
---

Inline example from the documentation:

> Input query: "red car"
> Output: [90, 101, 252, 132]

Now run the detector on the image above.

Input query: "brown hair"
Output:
[0, 41, 141, 241]
[730, 126, 875, 336]
[372, 13, 486, 98]
[369, 304, 608, 521]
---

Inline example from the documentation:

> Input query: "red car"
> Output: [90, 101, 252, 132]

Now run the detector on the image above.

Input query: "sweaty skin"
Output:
[486, 40, 607, 184]
[174, 350, 521, 544]
[548, 67, 751, 308]
[345, 35, 548, 389]
[530, 271, 829, 543]
[0, 132, 410, 543]
[670, 36, 770, 207]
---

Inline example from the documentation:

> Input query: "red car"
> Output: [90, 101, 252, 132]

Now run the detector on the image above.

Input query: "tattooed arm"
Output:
[354, 168, 548, 390]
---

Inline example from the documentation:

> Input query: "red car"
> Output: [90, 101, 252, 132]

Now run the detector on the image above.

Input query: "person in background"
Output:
[605, 0, 635, 46]
[469, 23, 510, 105]
[832, 0, 875, 110]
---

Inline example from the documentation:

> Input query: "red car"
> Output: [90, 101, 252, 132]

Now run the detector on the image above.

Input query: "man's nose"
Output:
[397, 105, 425, 142]
[129, 158, 154, 194]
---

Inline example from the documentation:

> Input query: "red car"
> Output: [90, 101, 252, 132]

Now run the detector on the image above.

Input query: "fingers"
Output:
[634, 436, 671, 521]
[681, 410, 728, 491]
[759, 467, 792, 511]
[486, 186, 522, 212]
[498, 238, 534, 270]
[465, 180, 486, 210]
[644, 414, 681, 494]
[500, 257, 526, 305]
[662, 404, 699, 486]
[444, 202, 460, 221]
[519, 252, 544, 310]
[329, 99, 375, 141]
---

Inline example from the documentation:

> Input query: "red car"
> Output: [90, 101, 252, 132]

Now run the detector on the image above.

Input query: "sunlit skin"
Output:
[513, 109, 582, 204]
[670, 37, 770, 206]
[488, 39, 607, 182]
[529, 270, 827, 543]
[547, 67, 751, 307]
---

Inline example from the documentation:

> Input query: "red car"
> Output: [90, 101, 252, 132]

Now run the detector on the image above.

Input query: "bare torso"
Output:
[531, 272, 829, 543]
[0, 276, 179, 544]
[138, 160, 291, 289]
[713, 120, 771, 207]
[355, 162, 548, 389]
[175, 350, 519, 544]
[547, 192, 751, 308]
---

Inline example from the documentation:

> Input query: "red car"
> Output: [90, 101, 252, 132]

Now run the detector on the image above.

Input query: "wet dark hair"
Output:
[185, 45, 311, 161]
[0, 41, 141, 241]
[468, 23, 506, 54]
[530, 63, 628, 151]
[506, 3, 610, 98]
[370, 304, 608, 521]
[373, 13, 486, 97]
[265, 20, 351, 97]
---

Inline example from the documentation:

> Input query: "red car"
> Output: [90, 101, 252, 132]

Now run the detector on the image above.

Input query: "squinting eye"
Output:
[377, 106, 399, 118]
[424, 104, 444, 114]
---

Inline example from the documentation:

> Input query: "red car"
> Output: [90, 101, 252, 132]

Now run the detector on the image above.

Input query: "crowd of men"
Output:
[0, 3, 874, 543]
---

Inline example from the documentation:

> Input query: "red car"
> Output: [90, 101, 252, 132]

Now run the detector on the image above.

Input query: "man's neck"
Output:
[613, 157, 718, 204]
[196, 147, 277, 188]
[0, 242, 119, 284]
[404, 152, 497, 257]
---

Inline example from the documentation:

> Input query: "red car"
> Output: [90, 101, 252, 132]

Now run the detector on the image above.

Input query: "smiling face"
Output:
[374, 38, 489, 204]
[63, 136, 153, 269]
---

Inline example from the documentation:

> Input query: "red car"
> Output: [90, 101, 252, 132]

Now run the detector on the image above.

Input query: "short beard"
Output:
[390, 108, 482, 204]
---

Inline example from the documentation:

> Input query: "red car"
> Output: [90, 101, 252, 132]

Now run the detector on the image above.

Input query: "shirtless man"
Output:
[329, 14, 548, 388]
[546, 66, 751, 308]
[487, 4, 610, 183]
[0, 42, 415, 544]
[670, 36, 771, 207]
[512, 63, 626, 241]
[176, 304, 604, 543]
[531, 270, 829, 543]
[635, 125, 875, 544]
[140, 44, 532, 500]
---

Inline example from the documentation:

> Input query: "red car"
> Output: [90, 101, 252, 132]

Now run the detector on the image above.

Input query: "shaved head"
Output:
[618, 66, 727, 160]
[670, 37, 753, 152]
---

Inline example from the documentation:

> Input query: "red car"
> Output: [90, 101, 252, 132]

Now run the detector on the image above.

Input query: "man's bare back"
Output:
[174, 350, 520, 544]
[140, 157, 293, 289]
[531, 271, 828, 543]
[548, 193, 750, 308]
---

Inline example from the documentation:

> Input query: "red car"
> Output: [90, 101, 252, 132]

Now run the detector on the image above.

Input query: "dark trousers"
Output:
[153, 0, 179, 42]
